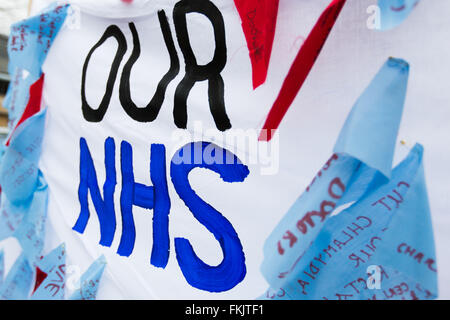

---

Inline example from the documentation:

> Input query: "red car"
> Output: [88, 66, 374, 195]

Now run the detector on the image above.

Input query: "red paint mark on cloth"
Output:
[259, 0, 346, 141]
[234, 0, 279, 89]
[6, 74, 45, 146]
[32, 267, 48, 294]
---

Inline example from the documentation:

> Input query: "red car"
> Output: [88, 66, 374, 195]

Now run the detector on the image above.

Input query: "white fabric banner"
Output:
[12, 0, 449, 299]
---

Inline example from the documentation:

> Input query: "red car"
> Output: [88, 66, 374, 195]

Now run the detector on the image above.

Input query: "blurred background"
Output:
[0, 0, 29, 140]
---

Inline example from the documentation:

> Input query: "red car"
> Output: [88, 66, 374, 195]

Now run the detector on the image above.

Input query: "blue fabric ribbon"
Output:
[378, 0, 420, 30]
[260, 57, 437, 300]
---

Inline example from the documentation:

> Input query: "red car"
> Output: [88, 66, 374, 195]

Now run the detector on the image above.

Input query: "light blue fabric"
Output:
[260, 57, 437, 300]
[378, 0, 420, 30]
[31, 244, 66, 300]
[70, 256, 107, 300]
[0, 192, 25, 241]
[0, 3, 87, 300]
[4, 3, 67, 129]
[334, 58, 409, 179]
[261, 58, 408, 288]
[36, 244, 66, 273]
[270, 145, 436, 300]
[7, 4, 69, 78]
[0, 1, 68, 267]
[0, 111, 48, 257]
[0, 250, 4, 287]
[0, 253, 34, 300]
[13, 173, 49, 267]
[3, 68, 39, 128]
[0, 110, 47, 207]
[261, 154, 362, 288]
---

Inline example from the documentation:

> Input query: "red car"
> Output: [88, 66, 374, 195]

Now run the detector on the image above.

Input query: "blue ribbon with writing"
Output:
[0, 3, 95, 300]
[70, 255, 107, 300]
[260, 57, 437, 300]
[31, 244, 66, 300]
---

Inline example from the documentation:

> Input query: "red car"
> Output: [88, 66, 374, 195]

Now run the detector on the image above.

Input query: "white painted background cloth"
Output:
[0, 0, 448, 299]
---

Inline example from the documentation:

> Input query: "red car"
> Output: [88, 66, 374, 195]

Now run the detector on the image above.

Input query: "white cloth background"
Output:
[0, 0, 446, 299]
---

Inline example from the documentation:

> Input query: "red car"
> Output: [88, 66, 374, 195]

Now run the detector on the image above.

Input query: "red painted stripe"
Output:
[234, 0, 279, 89]
[259, 0, 346, 141]
[263, 0, 279, 85]
[32, 267, 48, 294]
[5, 73, 45, 147]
